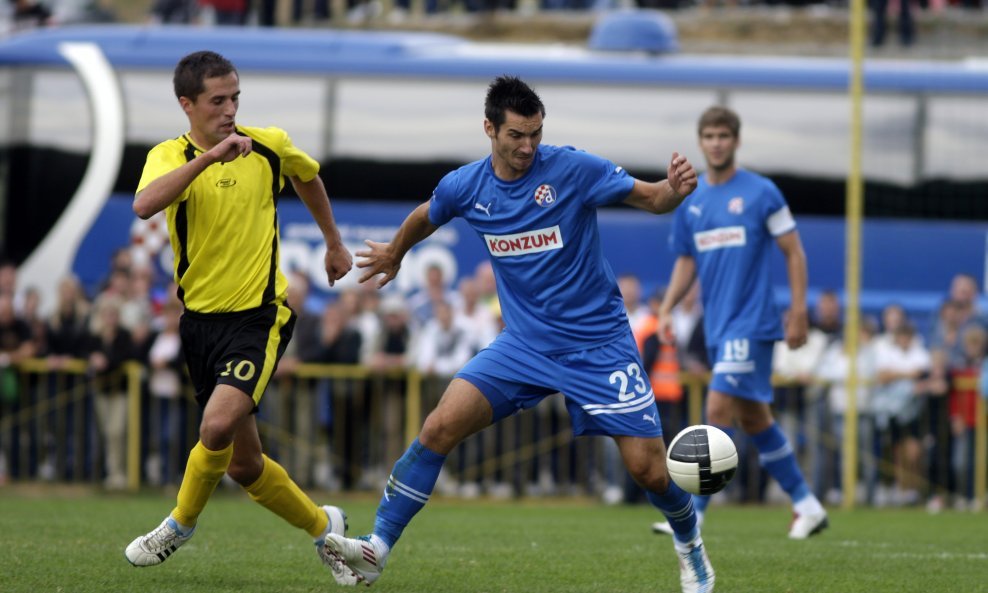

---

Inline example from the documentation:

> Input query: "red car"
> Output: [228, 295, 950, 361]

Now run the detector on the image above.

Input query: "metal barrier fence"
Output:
[0, 358, 984, 510]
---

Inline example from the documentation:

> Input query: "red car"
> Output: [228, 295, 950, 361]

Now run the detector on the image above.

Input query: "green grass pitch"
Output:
[2, 488, 985, 593]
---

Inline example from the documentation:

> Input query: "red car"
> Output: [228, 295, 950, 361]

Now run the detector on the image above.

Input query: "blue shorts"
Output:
[456, 329, 662, 438]
[706, 338, 775, 403]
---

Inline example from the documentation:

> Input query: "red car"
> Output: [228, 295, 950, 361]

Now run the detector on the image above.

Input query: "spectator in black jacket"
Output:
[309, 299, 363, 491]
[85, 296, 135, 490]
[0, 292, 35, 482]
[46, 276, 91, 367]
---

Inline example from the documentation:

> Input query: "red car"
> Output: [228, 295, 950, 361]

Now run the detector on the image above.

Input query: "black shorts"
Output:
[179, 303, 296, 408]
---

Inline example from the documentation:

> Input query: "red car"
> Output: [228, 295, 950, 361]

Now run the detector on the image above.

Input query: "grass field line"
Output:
[869, 550, 988, 561]
[834, 538, 988, 559]
[836, 545, 988, 561]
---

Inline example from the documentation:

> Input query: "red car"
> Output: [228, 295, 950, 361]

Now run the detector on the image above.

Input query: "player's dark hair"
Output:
[173, 51, 237, 101]
[485, 76, 545, 132]
[698, 106, 741, 138]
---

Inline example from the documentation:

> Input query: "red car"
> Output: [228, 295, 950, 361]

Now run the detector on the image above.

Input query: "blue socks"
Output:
[647, 483, 698, 544]
[373, 439, 446, 548]
[752, 422, 811, 503]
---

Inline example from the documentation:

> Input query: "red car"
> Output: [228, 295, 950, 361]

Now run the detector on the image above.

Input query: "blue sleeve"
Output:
[669, 206, 692, 256]
[427, 170, 461, 227]
[579, 151, 635, 208]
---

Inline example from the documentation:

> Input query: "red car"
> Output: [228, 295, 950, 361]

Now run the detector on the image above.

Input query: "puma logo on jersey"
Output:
[688, 205, 702, 216]
[643, 412, 658, 426]
[474, 201, 493, 217]
[484, 226, 563, 257]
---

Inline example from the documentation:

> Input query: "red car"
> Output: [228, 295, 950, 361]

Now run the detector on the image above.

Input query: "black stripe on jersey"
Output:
[276, 305, 295, 361]
[174, 141, 197, 305]
[244, 133, 282, 306]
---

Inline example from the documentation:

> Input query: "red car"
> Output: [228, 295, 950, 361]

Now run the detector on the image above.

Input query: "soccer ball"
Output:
[666, 425, 738, 496]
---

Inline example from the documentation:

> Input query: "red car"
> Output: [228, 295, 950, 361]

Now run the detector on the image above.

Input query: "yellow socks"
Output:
[245, 455, 326, 538]
[171, 441, 233, 527]
[170, 444, 324, 537]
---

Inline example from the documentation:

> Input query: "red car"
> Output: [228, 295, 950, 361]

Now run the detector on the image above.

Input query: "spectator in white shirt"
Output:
[871, 321, 930, 506]
[415, 300, 473, 378]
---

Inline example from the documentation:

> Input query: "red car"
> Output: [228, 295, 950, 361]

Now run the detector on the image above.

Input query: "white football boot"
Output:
[652, 521, 674, 535]
[676, 537, 715, 593]
[315, 505, 355, 583]
[125, 515, 195, 567]
[788, 510, 829, 539]
[323, 533, 390, 587]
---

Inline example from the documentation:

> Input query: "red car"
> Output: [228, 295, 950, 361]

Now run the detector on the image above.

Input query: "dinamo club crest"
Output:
[534, 184, 557, 207]
[728, 196, 744, 214]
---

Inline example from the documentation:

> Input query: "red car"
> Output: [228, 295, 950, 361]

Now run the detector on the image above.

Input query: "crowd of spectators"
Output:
[0, 252, 508, 491]
[607, 271, 987, 512]
[1, 0, 986, 48]
[769, 273, 988, 512]
[3, 0, 987, 57]
[0, 250, 986, 511]
[139, 0, 985, 30]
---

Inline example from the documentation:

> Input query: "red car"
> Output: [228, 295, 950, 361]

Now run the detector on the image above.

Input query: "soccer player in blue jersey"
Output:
[323, 76, 715, 593]
[650, 106, 828, 540]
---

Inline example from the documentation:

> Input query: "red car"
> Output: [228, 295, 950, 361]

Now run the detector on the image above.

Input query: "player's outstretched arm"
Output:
[356, 201, 438, 289]
[622, 152, 698, 214]
[291, 174, 352, 287]
[134, 134, 252, 219]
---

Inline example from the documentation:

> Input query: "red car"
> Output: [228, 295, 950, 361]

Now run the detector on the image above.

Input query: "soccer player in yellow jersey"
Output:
[124, 51, 353, 578]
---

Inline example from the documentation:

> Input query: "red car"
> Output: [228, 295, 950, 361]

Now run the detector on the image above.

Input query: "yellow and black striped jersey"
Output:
[136, 126, 319, 313]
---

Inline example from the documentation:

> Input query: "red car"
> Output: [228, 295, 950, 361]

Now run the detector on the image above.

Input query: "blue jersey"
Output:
[669, 169, 796, 344]
[429, 144, 635, 355]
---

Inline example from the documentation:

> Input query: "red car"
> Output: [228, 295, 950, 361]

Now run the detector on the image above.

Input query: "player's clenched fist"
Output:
[325, 243, 353, 287]
[667, 151, 697, 199]
[209, 133, 252, 164]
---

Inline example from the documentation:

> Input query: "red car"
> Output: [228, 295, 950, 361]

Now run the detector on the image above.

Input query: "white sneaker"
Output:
[323, 533, 390, 586]
[788, 511, 828, 539]
[315, 506, 352, 582]
[602, 485, 624, 506]
[125, 516, 195, 567]
[677, 538, 715, 593]
[652, 521, 674, 535]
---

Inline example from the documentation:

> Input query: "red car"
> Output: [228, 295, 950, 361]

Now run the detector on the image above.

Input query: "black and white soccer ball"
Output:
[666, 425, 738, 496]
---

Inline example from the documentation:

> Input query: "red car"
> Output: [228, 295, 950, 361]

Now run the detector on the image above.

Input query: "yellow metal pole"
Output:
[842, 0, 867, 512]
[405, 369, 423, 447]
[687, 374, 705, 427]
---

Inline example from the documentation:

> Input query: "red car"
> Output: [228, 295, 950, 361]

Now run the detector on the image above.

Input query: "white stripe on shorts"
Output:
[583, 392, 657, 416]
[712, 361, 755, 374]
